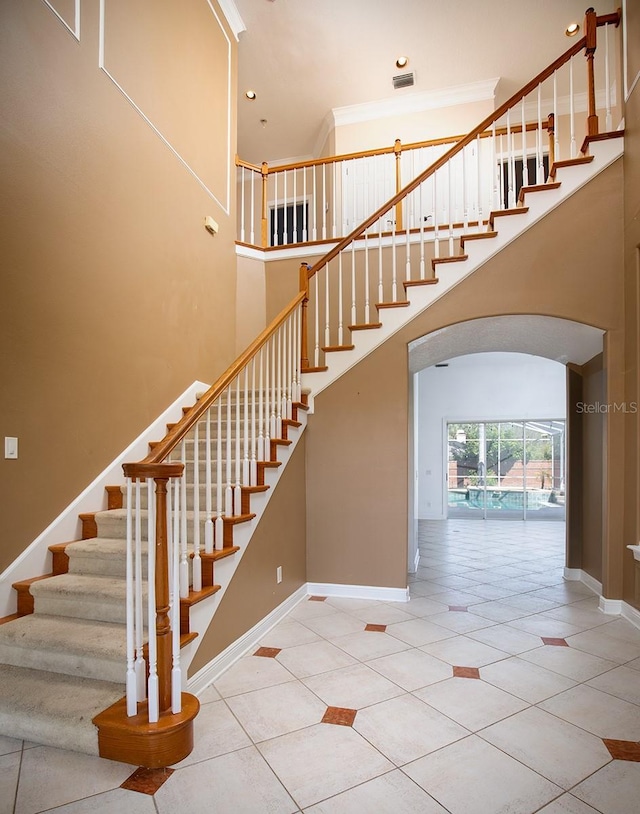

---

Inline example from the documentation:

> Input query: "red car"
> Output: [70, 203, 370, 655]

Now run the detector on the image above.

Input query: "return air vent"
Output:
[393, 72, 415, 90]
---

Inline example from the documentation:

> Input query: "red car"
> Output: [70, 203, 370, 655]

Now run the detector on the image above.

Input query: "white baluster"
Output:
[250, 169, 255, 245]
[405, 205, 411, 282]
[276, 327, 283, 438]
[147, 480, 159, 723]
[273, 172, 279, 247]
[192, 421, 202, 593]
[351, 238, 357, 326]
[553, 70, 560, 162]
[448, 159, 454, 255]
[537, 85, 543, 185]
[377, 220, 383, 304]
[462, 145, 469, 231]
[338, 255, 344, 346]
[332, 161, 337, 238]
[251, 356, 257, 484]
[312, 168, 317, 241]
[506, 110, 514, 208]
[292, 168, 297, 244]
[215, 398, 223, 551]
[521, 98, 528, 188]
[225, 386, 233, 517]
[258, 347, 265, 463]
[134, 479, 146, 700]
[283, 169, 288, 245]
[303, 168, 308, 242]
[419, 177, 425, 279]
[170, 477, 182, 714]
[499, 133, 506, 211]
[570, 57, 576, 159]
[125, 478, 137, 716]
[391, 210, 397, 301]
[179, 440, 189, 598]
[433, 170, 439, 259]
[204, 408, 213, 554]
[324, 262, 331, 348]
[234, 376, 242, 514]
[240, 166, 245, 244]
[491, 123, 499, 211]
[281, 319, 289, 420]
[313, 274, 320, 368]
[243, 366, 250, 486]
[476, 135, 483, 231]
[605, 23, 612, 132]
[322, 164, 327, 240]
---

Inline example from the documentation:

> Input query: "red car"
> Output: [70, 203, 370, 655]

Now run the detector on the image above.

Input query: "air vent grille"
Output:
[393, 72, 415, 90]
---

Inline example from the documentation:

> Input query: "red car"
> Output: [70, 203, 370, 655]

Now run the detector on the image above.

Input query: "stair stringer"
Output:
[178, 411, 307, 681]
[0, 380, 210, 618]
[301, 137, 624, 409]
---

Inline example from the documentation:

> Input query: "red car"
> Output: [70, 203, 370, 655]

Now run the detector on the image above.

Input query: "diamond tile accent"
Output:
[449, 605, 469, 612]
[365, 623, 387, 632]
[541, 637, 569, 647]
[453, 666, 481, 679]
[321, 706, 357, 726]
[253, 646, 282, 658]
[309, 596, 327, 602]
[603, 738, 640, 761]
[121, 766, 174, 795]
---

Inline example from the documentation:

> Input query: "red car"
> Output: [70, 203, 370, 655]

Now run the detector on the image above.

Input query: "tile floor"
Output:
[3, 520, 640, 813]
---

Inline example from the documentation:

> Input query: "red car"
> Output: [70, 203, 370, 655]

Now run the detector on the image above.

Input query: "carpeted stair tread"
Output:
[0, 663, 124, 755]
[66, 537, 148, 578]
[29, 574, 140, 624]
[0, 614, 126, 682]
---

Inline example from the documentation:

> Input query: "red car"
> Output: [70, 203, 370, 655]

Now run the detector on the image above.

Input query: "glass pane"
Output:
[447, 423, 484, 517]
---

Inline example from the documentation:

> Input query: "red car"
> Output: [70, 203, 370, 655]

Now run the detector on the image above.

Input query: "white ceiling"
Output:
[408, 316, 604, 373]
[233, 0, 615, 165]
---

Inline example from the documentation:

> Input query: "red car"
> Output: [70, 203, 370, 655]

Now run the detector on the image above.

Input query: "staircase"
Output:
[0, 392, 308, 763]
[0, 7, 624, 766]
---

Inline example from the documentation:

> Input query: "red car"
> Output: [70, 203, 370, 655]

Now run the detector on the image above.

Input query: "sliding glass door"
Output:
[447, 420, 565, 520]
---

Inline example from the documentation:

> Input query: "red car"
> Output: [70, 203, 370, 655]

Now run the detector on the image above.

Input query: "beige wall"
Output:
[189, 437, 307, 675]
[622, 0, 640, 608]
[305, 162, 624, 591]
[236, 254, 266, 353]
[581, 354, 604, 583]
[0, 0, 238, 572]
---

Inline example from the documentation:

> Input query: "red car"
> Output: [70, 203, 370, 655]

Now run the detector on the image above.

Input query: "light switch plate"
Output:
[5, 437, 18, 459]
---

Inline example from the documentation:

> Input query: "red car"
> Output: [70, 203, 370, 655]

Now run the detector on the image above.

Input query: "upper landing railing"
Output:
[121, 7, 621, 738]
[236, 8, 621, 252]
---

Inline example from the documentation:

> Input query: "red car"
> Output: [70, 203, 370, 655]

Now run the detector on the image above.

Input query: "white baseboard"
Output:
[412, 549, 420, 574]
[187, 584, 308, 696]
[621, 600, 640, 630]
[307, 582, 410, 603]
[599, 596, 623, 615]
[580, 571, 603, 597]
[563, 568, 582, 581]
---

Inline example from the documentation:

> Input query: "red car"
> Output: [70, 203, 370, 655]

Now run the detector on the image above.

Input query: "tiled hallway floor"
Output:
[3, 520, 640, 813]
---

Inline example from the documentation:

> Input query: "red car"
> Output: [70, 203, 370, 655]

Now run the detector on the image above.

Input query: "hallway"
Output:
[3, 521, 640, 813]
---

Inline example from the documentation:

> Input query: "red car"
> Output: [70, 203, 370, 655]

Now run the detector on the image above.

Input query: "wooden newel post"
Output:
[394, 139, 403, 231]
[261, 162, 269, 248]
[122, 461, 183, 716]
[584, 7, 599, 137]
[299, 263, 310, 371]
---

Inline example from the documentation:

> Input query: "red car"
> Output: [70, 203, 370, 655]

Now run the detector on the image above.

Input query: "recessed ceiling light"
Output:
[396, 56, 409, 68]
[245, 90, 256, 100]
[565, 22, 580, 36]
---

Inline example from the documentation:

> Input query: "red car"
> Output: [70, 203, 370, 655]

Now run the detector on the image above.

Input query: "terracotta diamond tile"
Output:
[254, 647, 281, 658]
[121, 767, 174, 795]
[321, 706, 357, 726]
[603, 739, 640, 761]
[309, 596, 327, 602]
[453, 666, 481, 679]
[449, 605, 469, 612]
[541, 637, 569, 647]
[365, 623, 387, 632]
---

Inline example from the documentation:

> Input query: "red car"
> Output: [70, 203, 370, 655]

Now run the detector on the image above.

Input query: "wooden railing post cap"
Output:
[122, 462, 184, 480]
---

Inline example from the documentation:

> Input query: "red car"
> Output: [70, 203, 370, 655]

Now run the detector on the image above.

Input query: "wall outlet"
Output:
[276, 566, 282, 584]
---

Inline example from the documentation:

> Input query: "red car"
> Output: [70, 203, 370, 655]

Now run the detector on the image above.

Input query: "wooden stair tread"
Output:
[293, 400, 309, 411]
[181, 584, 221, 607]
[489, 207, 529, 227]
[549, 155, 593, 178]
[460, 231, 498, 246]
[223, 513, 256, 526]
[301, 366, 329, 373]
[180, 632, 198, 648]
[200, 546, 240, 562]
[321, 345, 355, 352]
[0, 614, 20, 626]
[349, 322, 382, 331]
[403, 278, 439, 289]
[517, 181, 561, 204]
[271, 437, 292, 446]
[431, 255, 468, 270]
[283, 418, 302, 428]
[581, 129, 624, 155]
[376, 301, 410, 309]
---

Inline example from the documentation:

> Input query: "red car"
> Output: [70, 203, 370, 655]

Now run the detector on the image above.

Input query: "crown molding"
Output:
[216, 0, 246, 40]
[331, 77, 500, 129]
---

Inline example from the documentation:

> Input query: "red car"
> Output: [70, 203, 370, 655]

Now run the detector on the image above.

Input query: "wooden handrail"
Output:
[144, 292, 306, 464]
[306, 33, 590, 278]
